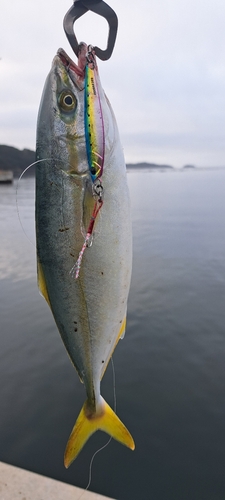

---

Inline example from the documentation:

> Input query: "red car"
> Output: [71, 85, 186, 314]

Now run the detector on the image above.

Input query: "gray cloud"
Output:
[1, 0, 225, 166]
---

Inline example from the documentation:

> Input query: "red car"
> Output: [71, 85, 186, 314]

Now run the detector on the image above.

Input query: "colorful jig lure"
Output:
[71, 46, 105, 279]
[84, 46, 105, 182]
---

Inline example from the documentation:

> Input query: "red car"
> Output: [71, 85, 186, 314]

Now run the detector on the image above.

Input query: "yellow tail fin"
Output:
[64, 396, 135, 468]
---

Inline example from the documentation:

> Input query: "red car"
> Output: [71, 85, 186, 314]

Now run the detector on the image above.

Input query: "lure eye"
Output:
[59, 90, 77, 111]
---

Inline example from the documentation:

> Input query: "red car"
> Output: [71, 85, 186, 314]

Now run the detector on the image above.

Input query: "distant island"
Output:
[126, 162, 174, 170]
[0, 145, 35, 177]
[0, 145, 174, 177]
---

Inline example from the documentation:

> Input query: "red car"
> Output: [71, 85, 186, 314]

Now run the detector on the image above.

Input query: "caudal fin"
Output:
[64, 396, 135, 468]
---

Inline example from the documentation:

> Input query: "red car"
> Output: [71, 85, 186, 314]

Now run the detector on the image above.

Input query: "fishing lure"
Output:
[85, 46, 105, 182]
[71, 46, 105, 279]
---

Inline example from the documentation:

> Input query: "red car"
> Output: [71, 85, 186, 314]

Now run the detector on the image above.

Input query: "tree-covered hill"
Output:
[0, 145, 35, 177]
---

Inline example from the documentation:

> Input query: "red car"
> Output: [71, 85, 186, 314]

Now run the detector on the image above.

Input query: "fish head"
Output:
[36, 47, 123, 182]
[36, 48, 88, 176]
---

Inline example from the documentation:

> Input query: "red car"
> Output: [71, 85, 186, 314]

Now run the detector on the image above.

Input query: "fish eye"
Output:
[59, 90, 77, 111]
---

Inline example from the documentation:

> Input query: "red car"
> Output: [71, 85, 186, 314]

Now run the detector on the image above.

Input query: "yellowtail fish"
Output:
[35, 43, 134, 467]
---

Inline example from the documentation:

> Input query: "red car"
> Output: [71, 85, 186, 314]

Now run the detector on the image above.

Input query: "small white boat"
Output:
[0, 170, 13, 184]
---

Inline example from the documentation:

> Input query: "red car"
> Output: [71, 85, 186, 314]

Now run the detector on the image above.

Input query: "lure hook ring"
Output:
[63, 0, 118, 60]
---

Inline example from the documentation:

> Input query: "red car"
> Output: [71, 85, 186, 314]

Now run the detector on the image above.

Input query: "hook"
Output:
[63, 0, 118, 61]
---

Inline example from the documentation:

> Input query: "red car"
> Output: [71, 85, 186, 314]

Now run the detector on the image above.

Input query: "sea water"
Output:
[0, 168, 225, 500]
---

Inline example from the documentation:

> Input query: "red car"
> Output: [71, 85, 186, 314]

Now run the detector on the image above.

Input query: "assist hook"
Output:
[63, 0, 118, 61]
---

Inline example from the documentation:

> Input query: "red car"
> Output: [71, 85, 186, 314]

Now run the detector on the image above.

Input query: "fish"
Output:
[35, 43, 134, 467]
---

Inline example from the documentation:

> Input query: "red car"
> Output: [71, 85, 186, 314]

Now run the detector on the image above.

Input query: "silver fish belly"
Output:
[35, 48, 134, 466]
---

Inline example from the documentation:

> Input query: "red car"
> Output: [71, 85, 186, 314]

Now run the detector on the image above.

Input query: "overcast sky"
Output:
[1, 0, 225, 167]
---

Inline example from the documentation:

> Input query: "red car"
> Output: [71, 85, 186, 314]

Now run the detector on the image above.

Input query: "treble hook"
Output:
[63, 0, 118, 61]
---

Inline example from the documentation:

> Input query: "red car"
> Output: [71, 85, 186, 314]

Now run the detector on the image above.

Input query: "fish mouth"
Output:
[57, 48, 86, 79]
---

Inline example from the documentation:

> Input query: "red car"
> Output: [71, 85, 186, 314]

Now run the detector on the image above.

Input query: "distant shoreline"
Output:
[1, 145, 225, 176]
[0, 145, 175, 176]
[0, 145, 175, 175]
[126, 162, 174, 170]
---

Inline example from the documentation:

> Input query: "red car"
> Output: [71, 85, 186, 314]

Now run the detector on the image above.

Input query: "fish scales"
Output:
[35, 46, 134, 466]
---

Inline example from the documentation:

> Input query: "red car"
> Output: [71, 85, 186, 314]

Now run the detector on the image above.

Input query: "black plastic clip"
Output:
[63, 0, 118, 61]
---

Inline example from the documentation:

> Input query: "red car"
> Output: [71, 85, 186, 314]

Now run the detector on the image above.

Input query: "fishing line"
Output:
[18, 158, 118, 494]
[16, 158, 71, 247]
[77, 357, 116, 500]
[16, 158, 55, 247]
[16, 160, 38, 247]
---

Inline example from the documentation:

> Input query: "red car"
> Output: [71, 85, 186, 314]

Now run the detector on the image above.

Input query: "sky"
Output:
[0, 0, 225, 167]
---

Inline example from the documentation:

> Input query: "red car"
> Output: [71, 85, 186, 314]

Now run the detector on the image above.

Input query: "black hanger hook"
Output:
[63, 0, 118, 60]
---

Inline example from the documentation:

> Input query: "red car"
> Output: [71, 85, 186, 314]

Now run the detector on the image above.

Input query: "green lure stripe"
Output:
[84, 65, 105, 182]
